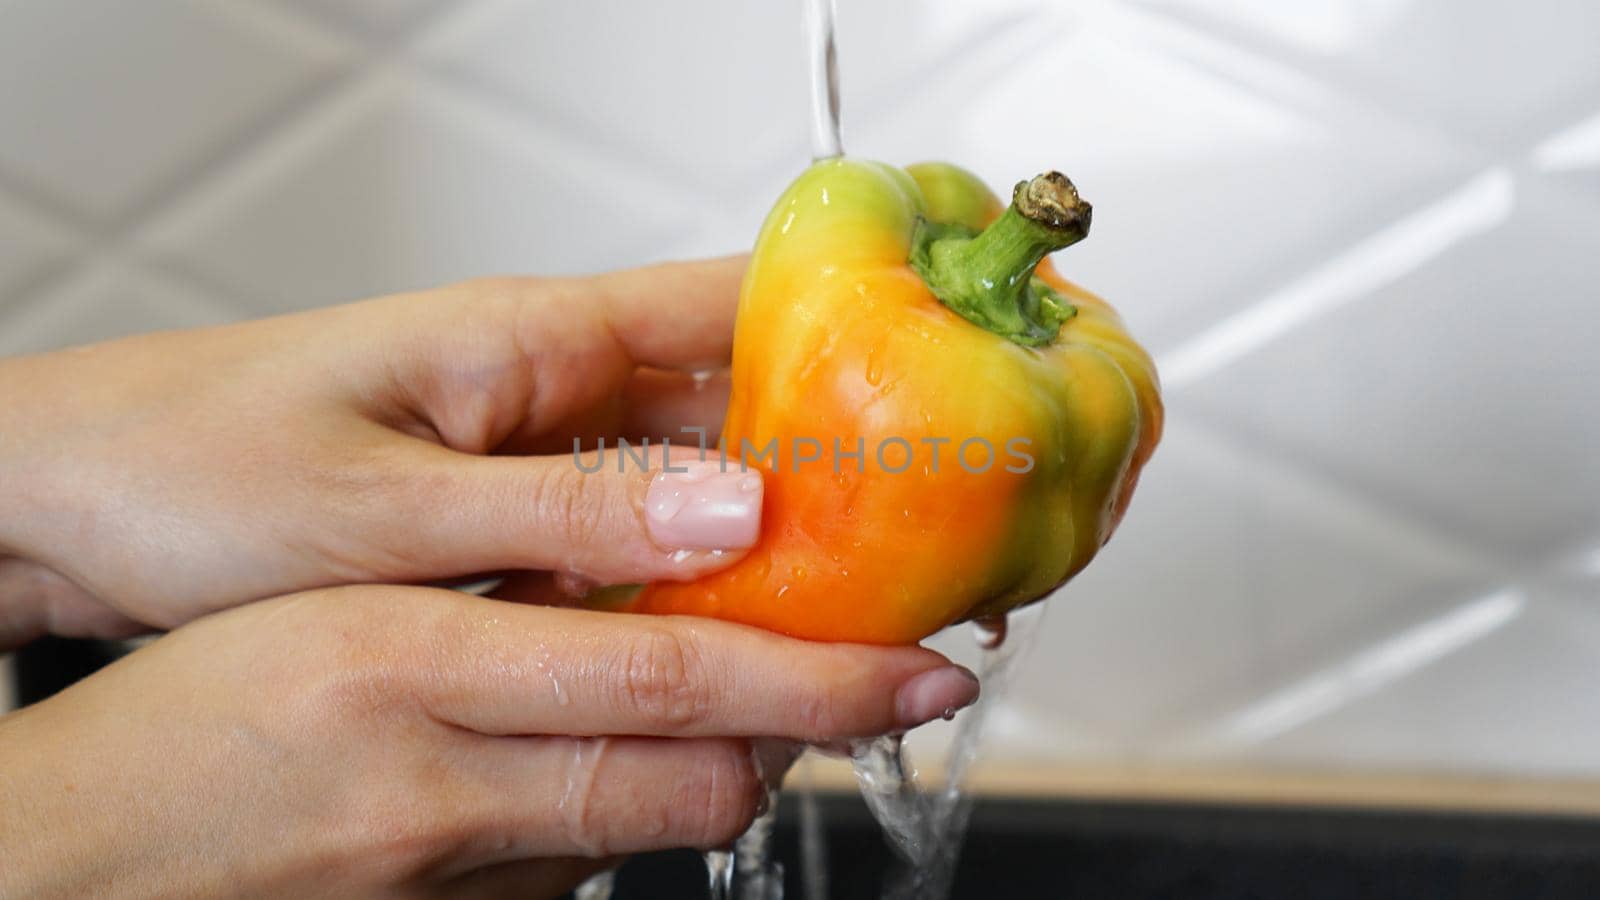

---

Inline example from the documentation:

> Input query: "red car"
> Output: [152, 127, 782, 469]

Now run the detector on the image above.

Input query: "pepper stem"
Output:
[910, 172, 1092, 347]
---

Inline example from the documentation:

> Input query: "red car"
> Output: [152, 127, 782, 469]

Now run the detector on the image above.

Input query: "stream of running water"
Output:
[847, 608, 1044, 899]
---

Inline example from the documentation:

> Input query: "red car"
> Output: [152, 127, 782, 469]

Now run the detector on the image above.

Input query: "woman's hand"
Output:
[0, 585, 980, 899]
[0, 258, 757, 646]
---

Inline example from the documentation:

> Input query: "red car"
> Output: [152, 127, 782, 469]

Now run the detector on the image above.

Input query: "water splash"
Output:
[701, 804, 781, 900]
[706, 849, 735, 899]
[849, 734, 929, 866]
[805, 0, 842, 159]
[849, 605, 1047, 899]
[702, 605, 1043, 899]
[574, 869, 615, 900]
[733, 799, 784, 899]
[704, 741, 791, 899]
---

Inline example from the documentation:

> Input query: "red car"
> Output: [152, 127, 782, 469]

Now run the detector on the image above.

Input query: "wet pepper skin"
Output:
[631, 159, 1162, 644]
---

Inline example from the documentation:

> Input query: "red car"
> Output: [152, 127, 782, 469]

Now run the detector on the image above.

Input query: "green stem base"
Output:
[910, 172, 1092, 347]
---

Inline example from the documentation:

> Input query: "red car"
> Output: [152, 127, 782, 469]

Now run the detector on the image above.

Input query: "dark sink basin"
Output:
[593, 790, 1600, 899]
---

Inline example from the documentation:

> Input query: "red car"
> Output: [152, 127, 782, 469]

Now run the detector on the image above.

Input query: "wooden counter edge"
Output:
[789, 757, 1600, 818]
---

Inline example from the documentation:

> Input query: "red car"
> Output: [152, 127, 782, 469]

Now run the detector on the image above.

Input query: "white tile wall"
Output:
[1248, 577, 1600, 777]
[0, 0, 348, 224]
[144, 70, 694, 313]
[0, 258, 237, 358]
[851, 5, 1485, 355]
[276, 0, 447, 39]
[1186, 172, 1600, 562]
[0, 196, 79, 302]
[987, 415, 1498, 752]
[1533, 109, 1600, 200]
[2, 0, 1598, 784]
[1133, 0, 1600, 151]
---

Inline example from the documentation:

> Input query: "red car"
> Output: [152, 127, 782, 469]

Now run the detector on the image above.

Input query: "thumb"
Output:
[394, 443, 763, 586]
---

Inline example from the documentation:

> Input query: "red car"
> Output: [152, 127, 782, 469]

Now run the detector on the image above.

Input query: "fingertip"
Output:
[893, 665, 981, 729]
[644, 461, 763, 553]
[587, 256, 748, 369]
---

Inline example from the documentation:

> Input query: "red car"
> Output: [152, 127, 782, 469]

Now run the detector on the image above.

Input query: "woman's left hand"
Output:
[0, 584, 979, 899]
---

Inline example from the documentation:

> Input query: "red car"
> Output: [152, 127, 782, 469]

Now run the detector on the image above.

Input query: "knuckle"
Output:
[310, 440, 406, 512]
[294, 699, 470, 880]
[230, 592, 472, 878]
[350, 793, 441, 879]
[289, 588, 420, 720]
[794, 687, 843, 740]
[312, 653, 410, 724]
[348, 767, 470, 880]
[531, 462, 602, 549]
[619, 628, 714, 731]
[304, 448, 437, 577]
[684, 740, 762, 849]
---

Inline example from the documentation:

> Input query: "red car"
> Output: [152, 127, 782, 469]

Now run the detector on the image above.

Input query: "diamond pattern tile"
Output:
[421, 0, 1042, 199]
[145, 72, 694, 314]
[678, 1, 1060, 259]
[271, 0, 449, 39]
[917, 606, 1116, 765]
[988, 415, 1494, 748]
[1134, 0, 1600, 152]
[418, 0, 804, 192]
[1531, 108, 1600, 202]
[0, 197, 78, 303]
[0, 0, 348, 223]
[0, 0, 1597, 776]
[854, 9, 1479, 355]
[1250, 577, 1600, 777]
[1185, 172, 1600, 563]
[0, 259, 237, 358]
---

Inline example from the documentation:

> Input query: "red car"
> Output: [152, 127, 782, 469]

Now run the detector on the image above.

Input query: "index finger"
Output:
[557, 253, 747, 371]
[364, 254, 747, 455]
[420, 593, 979, 741]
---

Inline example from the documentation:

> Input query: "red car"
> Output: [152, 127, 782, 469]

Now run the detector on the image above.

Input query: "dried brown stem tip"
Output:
[1014, 171, 1092, 236]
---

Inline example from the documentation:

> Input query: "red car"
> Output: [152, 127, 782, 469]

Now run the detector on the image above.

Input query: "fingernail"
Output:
[895, 666, 980, 729]
[645, 461, 762, 551]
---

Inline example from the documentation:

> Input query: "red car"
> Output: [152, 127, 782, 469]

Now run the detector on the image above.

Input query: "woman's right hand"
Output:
[0, 586, 979, 899]
[0, 258, 757, 648]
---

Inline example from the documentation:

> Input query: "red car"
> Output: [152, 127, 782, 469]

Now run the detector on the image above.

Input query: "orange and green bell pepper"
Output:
[629, 158, 1162, 645]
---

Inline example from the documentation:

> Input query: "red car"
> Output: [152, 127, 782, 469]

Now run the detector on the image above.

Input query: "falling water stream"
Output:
[850, 608, 1044, 899]
[696, 0, 1052, 895]
[805, 0, 843, 160]
[578, 2, 1045, 897]
[705, 849, 735, 898]
[688, 8, 843, 896]
[729, 795, 784, 899]
[574, 869, 615, 900]
[694, 605, 1044, 900]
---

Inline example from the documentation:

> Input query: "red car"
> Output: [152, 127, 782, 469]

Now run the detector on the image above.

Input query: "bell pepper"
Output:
[629, 158, 1162, 645]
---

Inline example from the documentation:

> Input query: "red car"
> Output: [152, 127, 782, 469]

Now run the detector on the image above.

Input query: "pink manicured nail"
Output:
[645, 462, 762, 551]
[895, 666, 980, 728]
